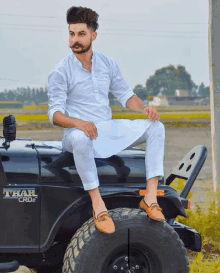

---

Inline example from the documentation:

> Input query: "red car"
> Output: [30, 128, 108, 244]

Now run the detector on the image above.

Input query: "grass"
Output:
[112, 112, 211, 119]
[0, 105, 211, 131]
[0, 105, 211, 128]
[19, 104, 210, 111]
[171, 178, 220, 272]
[0, 113, 210, 122]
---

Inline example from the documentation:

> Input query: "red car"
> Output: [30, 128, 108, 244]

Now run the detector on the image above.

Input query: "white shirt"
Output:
[47, 50, 153, 158]
[48, 50, 135, 125]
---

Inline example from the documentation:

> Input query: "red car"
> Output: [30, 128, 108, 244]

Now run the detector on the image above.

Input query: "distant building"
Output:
[148, 96, 169, 106]
[175, 89, 189, 97]
[162, 89, 209, 105]
[199, 97, 210, 105]
[110, 92, 210, 107]
[166, 96, 209, 106]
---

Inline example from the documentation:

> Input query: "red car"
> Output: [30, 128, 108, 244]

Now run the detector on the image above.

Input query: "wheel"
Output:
[62, 208, 189, 273]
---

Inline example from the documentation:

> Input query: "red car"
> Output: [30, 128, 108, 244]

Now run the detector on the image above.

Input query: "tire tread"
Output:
[62, 207, 189, 273]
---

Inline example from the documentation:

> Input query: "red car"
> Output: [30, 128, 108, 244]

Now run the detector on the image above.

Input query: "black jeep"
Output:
[0, 115, 207, 273]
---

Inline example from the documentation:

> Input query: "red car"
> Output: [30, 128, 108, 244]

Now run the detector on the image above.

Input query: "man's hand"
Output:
[126, 95, 160, 122]
[143, 106, 160, 122]
[76, 120, 98, 140]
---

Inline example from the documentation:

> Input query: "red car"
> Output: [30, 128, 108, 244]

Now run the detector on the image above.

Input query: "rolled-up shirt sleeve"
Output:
[47, 69, 68, 127]
[109, 59, 135, 108]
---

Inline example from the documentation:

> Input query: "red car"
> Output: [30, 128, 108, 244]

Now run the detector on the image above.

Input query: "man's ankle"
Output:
[144, 196, 157, 207]
[93, 200, 107, 218]
[92, 197, 105, 209]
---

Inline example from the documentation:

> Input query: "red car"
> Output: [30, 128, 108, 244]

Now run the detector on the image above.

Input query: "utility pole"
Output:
[209, 0, 220, 193]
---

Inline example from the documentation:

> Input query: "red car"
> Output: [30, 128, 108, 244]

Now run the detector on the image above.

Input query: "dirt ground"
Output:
[4, 124, 213, 273]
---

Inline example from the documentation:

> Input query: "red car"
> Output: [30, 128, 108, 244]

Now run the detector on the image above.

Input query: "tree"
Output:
[145, 65, 196, 97]
[0, 90, 7, 101]
[191, 83, 199, 97]
[7, 90, 15, 101]
[198, 83, 205, 97]
[133, 84, 149, 101]
[1, 86, 51, 105]
[175, 65, 194, 94]
[42, 87, 48, 102]
[203, 86, 210, 98]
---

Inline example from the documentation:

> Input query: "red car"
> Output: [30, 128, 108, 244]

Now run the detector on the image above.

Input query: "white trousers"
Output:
[62, 121, 165, 191]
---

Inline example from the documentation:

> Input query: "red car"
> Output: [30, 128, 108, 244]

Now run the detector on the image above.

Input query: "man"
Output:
[47, 6, 166, 234]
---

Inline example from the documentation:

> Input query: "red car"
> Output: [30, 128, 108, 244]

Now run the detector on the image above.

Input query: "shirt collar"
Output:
[72, 51, 94, 66]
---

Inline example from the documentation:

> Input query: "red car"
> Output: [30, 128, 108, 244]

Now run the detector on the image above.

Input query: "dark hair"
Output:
[66, 6, 99, 32]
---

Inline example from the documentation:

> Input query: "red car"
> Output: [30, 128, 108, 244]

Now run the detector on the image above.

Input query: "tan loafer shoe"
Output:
[139, 199, 166, 222]
[93, 210, 115, 234]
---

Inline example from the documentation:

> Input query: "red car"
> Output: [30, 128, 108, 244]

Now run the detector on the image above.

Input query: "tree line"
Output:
[0, 87, 48, 105]
[0, 65, 210, 105]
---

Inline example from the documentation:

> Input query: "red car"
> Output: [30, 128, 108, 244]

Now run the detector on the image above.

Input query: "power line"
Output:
[99, 32, 207, 38]
[0, 13, 61, 19]
[0, 13, 208, 25]
[95, 29, 207, 34]
[2, 26, 65, 32]
[1, 26, 207, 38]
[0, 77, 47, 85]
[0, 22, 64, 28]
[0, 22, 208, 34]
[101, 18, 208, 25]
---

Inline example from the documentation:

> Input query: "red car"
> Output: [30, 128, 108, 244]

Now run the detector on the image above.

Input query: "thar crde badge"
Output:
[3, 188, 38, 203]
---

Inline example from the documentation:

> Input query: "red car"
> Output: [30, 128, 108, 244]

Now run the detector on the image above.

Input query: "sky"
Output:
[0, 0, 209, 93]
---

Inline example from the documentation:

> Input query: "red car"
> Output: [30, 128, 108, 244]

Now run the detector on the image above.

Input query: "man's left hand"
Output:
[143, 106, 160, 122]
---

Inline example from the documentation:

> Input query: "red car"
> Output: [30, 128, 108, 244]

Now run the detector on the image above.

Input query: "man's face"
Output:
[69, 23, 96, 55]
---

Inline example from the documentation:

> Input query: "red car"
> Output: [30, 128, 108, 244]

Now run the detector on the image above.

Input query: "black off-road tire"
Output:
[62, 208, 189, 273]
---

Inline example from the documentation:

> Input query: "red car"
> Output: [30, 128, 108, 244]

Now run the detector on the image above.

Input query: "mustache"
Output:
[69, 43, 83, 48]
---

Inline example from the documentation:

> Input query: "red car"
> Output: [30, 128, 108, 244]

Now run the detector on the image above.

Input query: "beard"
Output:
[69, 41, 92, 54]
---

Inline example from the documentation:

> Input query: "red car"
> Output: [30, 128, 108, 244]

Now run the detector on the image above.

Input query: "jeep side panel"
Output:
[0, 146, 40, 252]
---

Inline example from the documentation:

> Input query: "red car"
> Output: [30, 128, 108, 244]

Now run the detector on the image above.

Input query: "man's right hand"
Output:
[76, 120, 98, 140]
[53, 112, 98, 140]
